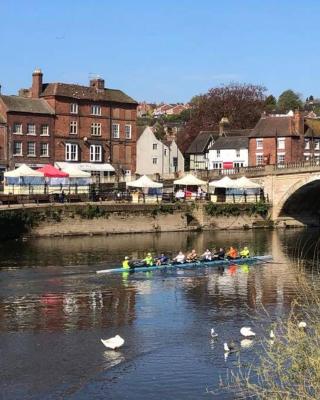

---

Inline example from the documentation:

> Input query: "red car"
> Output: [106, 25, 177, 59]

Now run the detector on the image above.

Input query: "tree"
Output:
[277, 89, 303, 113]
[181, 83, 267, 152]
[264, 95, 277, 113]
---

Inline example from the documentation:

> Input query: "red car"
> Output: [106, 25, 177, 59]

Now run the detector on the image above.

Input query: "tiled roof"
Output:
[305, 118, 320, 136]
[0, 95, 54, 115]
[249, 116, 298, 138]
[211, 136, 248, 150]
[41, 83, 137, 104]
[185, 131, 219, 154]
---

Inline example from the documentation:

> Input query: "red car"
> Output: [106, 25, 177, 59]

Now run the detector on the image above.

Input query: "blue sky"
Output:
[1, 0, 320, 103]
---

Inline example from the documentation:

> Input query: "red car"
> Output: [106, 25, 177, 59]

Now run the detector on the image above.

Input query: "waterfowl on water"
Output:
[101, 335, 124, 350]
[211, 328, 218, 338]
[240, 327, 256, 337]
[298, 321, 307, 329]
[270, 330, 275, 339]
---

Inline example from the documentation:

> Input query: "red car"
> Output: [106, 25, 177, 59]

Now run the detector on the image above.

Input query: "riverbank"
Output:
[0, 201, 272, 240]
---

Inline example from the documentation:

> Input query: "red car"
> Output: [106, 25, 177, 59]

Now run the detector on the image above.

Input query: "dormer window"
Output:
[91, 105, 101, 116]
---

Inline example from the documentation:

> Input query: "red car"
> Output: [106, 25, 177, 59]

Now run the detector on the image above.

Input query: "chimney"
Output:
[219, 117, 230, 136]
[31, 68, 43, 98]
[293, 110, 304, 135]
[90, 77, 105, 90]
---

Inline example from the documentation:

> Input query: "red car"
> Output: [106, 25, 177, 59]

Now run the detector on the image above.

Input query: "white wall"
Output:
[208, 148, 248, 170]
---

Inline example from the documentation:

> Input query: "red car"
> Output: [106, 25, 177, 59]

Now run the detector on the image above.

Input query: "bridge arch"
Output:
[276, 174, 320, 224]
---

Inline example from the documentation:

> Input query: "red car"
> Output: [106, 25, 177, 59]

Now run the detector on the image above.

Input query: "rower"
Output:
[227, 246, 238, 260]
[122, 256, 130, 269]
[186, 249, 197, 262]
[143, 252, 154, 266]
[240, 246, 250, 258]
[156, 253, 169, 266]
[201, 249, 212, 261]
[173, 251, 185, 264]
[217, 248, 225, 260]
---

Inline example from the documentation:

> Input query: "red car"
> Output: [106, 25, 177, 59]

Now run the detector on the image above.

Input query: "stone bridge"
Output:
[198, 161, 320, 226]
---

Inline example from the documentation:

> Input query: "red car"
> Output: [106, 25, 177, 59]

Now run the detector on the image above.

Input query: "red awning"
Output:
[223, 162, 233, 169]
[37, 164, 69, 177]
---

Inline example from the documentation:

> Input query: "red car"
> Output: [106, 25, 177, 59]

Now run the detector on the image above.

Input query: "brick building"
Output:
[248, 111, 309, 166]
[0, 69, 138, 182]
[0, 94, 54, 170]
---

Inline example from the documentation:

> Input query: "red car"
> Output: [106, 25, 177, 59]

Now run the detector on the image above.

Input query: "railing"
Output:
[273, 160, 320, 170]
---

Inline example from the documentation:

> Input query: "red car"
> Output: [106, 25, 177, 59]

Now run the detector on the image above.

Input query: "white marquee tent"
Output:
[234, 176, 262, 189]
[126, 175, 163, 188]
[173, 174, 206, 186]
[209, 176, 236, 188]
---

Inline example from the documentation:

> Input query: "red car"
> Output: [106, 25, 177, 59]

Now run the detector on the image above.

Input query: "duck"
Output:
[240, 327, 256, 337]
[211, 328, 218, 338]
[101, 335, 124, 350]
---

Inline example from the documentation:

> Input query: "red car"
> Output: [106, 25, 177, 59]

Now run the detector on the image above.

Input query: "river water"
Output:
[0, 228, 319, 399]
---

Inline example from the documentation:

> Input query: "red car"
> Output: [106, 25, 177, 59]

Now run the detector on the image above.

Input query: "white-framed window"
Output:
[90, 144, 102, 162]
[91, 105, 101, 116]
[40, 143, 49, 157]
[217, 150, 221, 158]
[277, 137, 285, 149]
[125, 124, 132, 139]
[70, 103, 78, 114]
[315, 139, 320, 150]
[153, 143, 157, 150]
[70, 121, 77, 135]
[256, 138, 263, 149]
[27, 124, 36, 135]
[152, 157, 158, 164]
[112, 123, 120, 138]
[91, 123, 101, 136]
[13, 141, 22, 156]
[65, 143, 78, 161]
[13, 123, 22, 134]
[236, 149, 240, 157]
[27, 142, 36, 156]
[256, 154, 264, 165]
[277, 153, 285, 165]
[40, 125, 49, 136]
[212, 162, 222, 169]
[234, 162, 244, 168]
[305, 139, 310, 149]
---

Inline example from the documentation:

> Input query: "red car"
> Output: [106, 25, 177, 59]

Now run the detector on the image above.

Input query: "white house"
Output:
[208, 136, 248, 170]
[136, 126, 184, 177]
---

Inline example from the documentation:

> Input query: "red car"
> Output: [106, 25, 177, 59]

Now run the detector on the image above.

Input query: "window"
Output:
[91, 105, 101, 116]
[256, 138, 263, 149]
[236, 149, 240, 157]
[277, 154, 285, 165]
[112, 123, 120, 138]
[277, 137, 285, 149]
[234, 162, 244, 168]
[90, 145, 102, 162]
[315, 139, 320, 150]
[27, 142, 36, 156]
[217, 150, 221, 158]
[152, 157, 158, 164]
[41, 125, 49, 136]
[125, 170, 131, 176]
[13, 141, 22, 156]
[125, 124, 132, 139]
[91, 123, 101, 136]
[212, 162, 222, 169]
[153, 143, 157, 150]
[256, 154, 264, 165]
[70, 103, 78, 114]
[164, 148, 167, 156]
[13, 123, 22, 134]
[27, 124, 36, 135]
[65, 143, 78, 161]
[40, 143, 49, 157]
[305, 139, 310, 149]
[70, 121, 77, 135]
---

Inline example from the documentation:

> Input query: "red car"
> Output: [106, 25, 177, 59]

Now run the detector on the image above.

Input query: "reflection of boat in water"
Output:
[96, 255, 272, 275]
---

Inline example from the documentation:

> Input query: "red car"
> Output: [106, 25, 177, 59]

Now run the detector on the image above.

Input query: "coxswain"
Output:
[240, 246, 250, 258]
[201, 249, 212, 261]
[144, 252, 154, 266]
[122, 256, 130, 269]
[174, 251, 186, 264]
[227, 246, 238, 260]
[187, 249, 197, 262]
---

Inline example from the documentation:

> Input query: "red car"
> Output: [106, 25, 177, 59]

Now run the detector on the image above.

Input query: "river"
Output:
[0, 228, 319, 399]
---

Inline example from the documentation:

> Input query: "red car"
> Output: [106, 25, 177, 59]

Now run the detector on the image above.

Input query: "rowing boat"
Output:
[96, 255, 272, 275]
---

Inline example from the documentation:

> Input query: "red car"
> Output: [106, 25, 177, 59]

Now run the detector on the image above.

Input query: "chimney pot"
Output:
[90, 77, 105, 90]
[31, 68, 43, 98]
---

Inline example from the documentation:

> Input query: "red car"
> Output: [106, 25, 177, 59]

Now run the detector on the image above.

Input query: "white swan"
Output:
[240, 327, 256, 337]
[101, 335, 124, 350]
[211, 328, 218, 338]
[298, 321, 307, 329]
